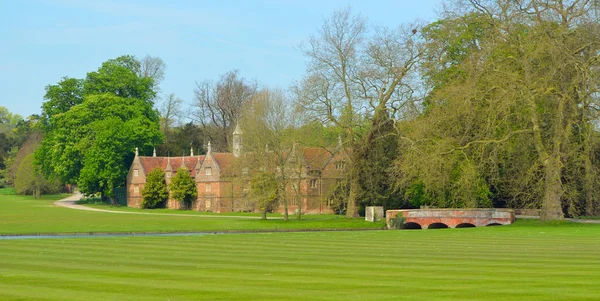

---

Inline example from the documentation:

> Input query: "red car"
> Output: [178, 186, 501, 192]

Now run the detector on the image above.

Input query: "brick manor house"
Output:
[126, 125, 350, 214]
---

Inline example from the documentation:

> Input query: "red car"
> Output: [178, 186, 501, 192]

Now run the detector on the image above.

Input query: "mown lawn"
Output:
[1, 221, 599, 300]
[0, 193, 383, 235]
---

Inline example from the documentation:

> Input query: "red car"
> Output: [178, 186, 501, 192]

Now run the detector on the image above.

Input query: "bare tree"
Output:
[138, 55, 166, 92]
[159, 93, 183, 145]
[241, 88, 295, 220]
[295, 7, 424, 217]
[192, 70, 257, 151]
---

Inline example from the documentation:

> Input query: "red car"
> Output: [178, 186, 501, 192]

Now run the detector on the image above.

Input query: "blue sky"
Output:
[1, 0, 442, 118]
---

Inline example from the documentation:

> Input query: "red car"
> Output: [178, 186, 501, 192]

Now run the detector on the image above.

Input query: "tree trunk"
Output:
[540, 155, 564, 220]
[295, 164, 302, 220]
[346, 176, 360, 218]
[261, 206, 267, 220]
[109, 183, 117, 206]
[281, 182, 289, 221]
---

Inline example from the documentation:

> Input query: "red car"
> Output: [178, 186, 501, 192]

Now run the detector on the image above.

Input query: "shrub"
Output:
[389, 214, 406, 230]
[75, 197, 110, 205]
[170, 167, 197, 209]
[14, 154, 61, 198]
[141, 168, 169, 209]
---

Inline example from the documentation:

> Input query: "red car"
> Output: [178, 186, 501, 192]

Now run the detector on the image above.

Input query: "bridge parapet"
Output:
[386, 208, 515, 229]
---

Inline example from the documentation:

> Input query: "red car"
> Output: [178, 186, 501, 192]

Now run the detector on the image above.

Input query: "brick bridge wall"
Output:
[386, 208, 515, 229]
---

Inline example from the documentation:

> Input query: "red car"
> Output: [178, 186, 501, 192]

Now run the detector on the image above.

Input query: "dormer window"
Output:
[335, 161, 346, 170]
[206, 167, 212, 176]
[133, 169, 139, 177]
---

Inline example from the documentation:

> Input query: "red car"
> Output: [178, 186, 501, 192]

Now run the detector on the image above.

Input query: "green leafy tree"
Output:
[84, 55, 156, 104]
[250, 171, 279, 220]
[169, 167, 197, 209]
[356, 108, 406, 212]
[37, 55, 164, 204]
[14, 154, 60, 198]
[141, 168, 168, 208]
[41, 77, 84, 125]
[38, 94, 162, 203]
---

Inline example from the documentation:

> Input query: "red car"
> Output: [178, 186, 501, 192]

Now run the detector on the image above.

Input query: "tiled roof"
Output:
[302, 147, 334, 170]
[212, 152, 236, 174]
[139, 156, 205, 176]
[137, 146, 345, 178]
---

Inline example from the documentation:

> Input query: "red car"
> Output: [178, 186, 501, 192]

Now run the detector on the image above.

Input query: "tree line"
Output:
[2, 0, 598, 220]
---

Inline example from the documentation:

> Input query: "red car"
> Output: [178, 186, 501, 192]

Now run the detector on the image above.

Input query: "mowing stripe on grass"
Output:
[1, 228, 599, 301]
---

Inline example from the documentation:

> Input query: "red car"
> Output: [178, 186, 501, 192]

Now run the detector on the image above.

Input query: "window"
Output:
[206, 200, 212, 210]
[166, 172, 172, 178]
[242, 167, 249, 175]
[335, 161, 346, 170]
[310, 179, 318, 188]
[133, 169, 139, 177]
[205, 167, 212, 176]
[133, 185, 139, 195]
[206, 183, 212, 192]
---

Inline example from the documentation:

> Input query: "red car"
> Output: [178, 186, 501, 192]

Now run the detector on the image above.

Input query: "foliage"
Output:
[356, 108, 406, 212]
[240, 88, 295, 220]
[296, 8, 424, 217]
[84, 55, 156, 103]
[38, 93, 162, 201]
[250, 171, 279, 219]
[389, 215, 406, 230]
[0, 187, 15, 195]
[141, 168, 169, 209]
[14, 154, 61, 197]
[37, 55, 163, 203]
[157, 122, 205, 157]
[395, 1, 600, 220]
[0, 107, 35, 187]
[169, 167, 197, 209]
[41, 77, 84, 123]
[75, 197, 110, 205]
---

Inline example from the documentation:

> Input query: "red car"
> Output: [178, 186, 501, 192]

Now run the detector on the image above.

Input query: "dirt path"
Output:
[53, 193, 264, 219]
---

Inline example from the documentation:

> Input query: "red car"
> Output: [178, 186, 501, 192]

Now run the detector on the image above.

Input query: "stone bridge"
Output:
[386, 208, 515, 229]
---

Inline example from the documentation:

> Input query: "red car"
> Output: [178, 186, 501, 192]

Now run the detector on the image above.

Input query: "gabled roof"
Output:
[138, 156, 205, 176]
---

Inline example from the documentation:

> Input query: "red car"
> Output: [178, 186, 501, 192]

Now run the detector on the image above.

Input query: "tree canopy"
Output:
[142, 168, 169, 209]
[37, 55, 163, 202]
[169, 167, 197, 209]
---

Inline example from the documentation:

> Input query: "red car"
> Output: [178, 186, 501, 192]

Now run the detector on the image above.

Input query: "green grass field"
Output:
[1, 222, 599, 300]
[0, 193, 383, 235]
[1, 191, 599, 300]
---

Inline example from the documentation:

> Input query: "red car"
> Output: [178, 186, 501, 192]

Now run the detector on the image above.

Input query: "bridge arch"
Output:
[427, 222, 449, 229]
[486, 222, 502, 226]
[402, 222, 422, 229]
[456, 223, 476, 228]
